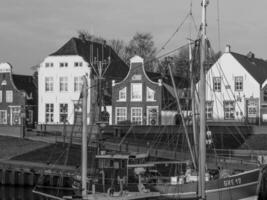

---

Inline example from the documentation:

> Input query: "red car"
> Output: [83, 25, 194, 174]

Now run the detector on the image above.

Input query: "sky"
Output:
[0, 0, 267, 75]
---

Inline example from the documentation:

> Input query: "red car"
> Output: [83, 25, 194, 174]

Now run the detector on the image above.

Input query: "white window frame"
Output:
[118, 87, 127, 101]
[147, 106, 158, 125]
[0, 110, 7, 124]
[213, 77, 221, 92]
[45, 77, 53, 92]
[0, 90, 2, 103]
[146, 87, 155, 101]
[74, 76, 83, 92]
[131, 107, 143, 125]
[115, 107, 127, 124]
[131, 83, 142, 101]
[45, 103, 54, 123]
[234, 76, 243, 91]
[59, 77, 68, 92]
[223, 101, 235, 120]
[59, 103, 68, 123]
[6, 90, 13, 103]
[206, 101, 213, 120]
[247, 99, 257, 118]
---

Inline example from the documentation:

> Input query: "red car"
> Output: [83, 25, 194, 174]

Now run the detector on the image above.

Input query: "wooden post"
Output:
[81, 76, 88, 198]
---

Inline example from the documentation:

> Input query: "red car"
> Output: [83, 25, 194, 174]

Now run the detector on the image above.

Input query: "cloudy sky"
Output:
[0, 0, 266, 75]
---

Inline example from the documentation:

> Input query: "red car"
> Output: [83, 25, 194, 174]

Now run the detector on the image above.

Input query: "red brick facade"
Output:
[112, 56, 162, 125]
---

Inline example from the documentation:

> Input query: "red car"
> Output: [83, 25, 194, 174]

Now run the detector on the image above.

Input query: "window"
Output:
[59, 77, 68, 92]
[45, 63, 53, 67]
[247, 99, 257, 118]
[10, 106, 21, 125]
[74, 76, 83, 92]
[264, 89, 267, 102]
[6, 90, 13, 103]
[118, 87, 126, 101]
[235, 76, 243, 91]
[59, 103, 68, 123]
[223, 101, 235, 120]
[213, 77, 221, 92]
[147, 106, 158, 125]
[45, 77, 53, 91]
[115, 107, 127, 124]
[131, 107, 142, 125]
[206, 101, 213, 120]
[0, 110, 7, 124]
[0, 90, 2, 103]
[45, 104, 54, 123]
[74, 62, 83, 67]
[60, 62, 68, 67]
[131, 83, 142, 101]
[146, 87, 155, 101]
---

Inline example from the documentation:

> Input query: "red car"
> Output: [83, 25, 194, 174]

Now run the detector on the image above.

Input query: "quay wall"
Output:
[0, 125, 24, 138]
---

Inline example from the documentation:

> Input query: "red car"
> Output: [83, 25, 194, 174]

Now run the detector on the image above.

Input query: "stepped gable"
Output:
[50, 37, 129, 81]
[12, 74, 35, 97]
[231, 52, 267, 85]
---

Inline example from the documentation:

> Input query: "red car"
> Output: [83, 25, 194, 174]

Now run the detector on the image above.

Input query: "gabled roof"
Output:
[230, 52, 267, 85]
[50, 37, 129, 81]
[12, 74, 36, 96]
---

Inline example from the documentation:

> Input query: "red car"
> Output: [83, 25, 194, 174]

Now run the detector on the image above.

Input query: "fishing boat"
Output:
[143, 0, 265, 199]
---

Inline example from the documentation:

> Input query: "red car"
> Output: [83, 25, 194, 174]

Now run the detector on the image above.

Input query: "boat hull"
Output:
[147, 168, 260, 200]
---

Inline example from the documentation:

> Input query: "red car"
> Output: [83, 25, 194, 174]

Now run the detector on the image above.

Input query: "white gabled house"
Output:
[205, 45, 267, 124]
[38, 37, 128, 126]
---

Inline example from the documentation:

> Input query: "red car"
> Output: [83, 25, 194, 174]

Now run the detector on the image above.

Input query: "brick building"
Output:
[112, 55, 190, 125]
[0, 63, 37, 127]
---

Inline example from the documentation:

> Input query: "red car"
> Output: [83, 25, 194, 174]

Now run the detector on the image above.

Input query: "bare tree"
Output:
[125, 32, 157, 71]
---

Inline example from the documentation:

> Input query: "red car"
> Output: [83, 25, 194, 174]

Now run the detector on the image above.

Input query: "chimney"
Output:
[247, 51, 255, 59]
[225, 45, 231, 53]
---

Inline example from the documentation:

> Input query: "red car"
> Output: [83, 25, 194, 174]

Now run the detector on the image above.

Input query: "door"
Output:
[147, 106, 158, 125]
[10, 106, 21, 125]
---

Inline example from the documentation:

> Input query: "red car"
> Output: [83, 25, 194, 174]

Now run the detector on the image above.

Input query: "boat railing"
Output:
[211, 149, 259, 160]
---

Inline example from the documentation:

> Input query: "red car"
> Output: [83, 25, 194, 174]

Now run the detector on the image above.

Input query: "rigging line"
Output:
[156, 13, 190, 56]
[214, 62, 254, 149]
[156, 43, 189, 61]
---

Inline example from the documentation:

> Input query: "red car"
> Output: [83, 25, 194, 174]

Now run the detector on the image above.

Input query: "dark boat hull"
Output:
[147, 168, 260, 200]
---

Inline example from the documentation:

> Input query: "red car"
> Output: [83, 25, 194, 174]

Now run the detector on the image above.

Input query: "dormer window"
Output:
[131, 83, 142, 101]
[234, 76, 243, 91]
[118, 87, 126, 101]
[146, 87, 155, 101]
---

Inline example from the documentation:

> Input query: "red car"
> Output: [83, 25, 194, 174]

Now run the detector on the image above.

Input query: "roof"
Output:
[50, 37, 129, 81]
[230, 52, 267, 85]
[12, 74, 36, 96]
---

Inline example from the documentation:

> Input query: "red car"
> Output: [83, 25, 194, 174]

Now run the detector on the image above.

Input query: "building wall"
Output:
[112, 56, 162, 125]
[0, 63, 26, 126]
[206, 52, 260, 121]
[38, 55, 92, 124]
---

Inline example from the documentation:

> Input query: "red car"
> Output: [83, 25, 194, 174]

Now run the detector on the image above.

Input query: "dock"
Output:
[0, 159, 76, 187]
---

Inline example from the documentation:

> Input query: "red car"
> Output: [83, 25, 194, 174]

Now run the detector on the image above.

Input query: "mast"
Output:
[81, 76, 88, 198]
[188, 40, 198, 163]
[199, 0, 208, 199]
